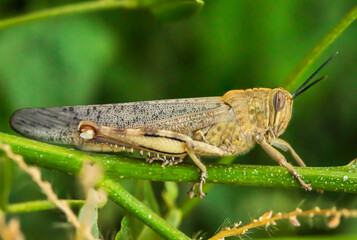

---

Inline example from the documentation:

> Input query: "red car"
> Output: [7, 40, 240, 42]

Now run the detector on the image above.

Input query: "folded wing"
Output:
[10, 97, 234, 145]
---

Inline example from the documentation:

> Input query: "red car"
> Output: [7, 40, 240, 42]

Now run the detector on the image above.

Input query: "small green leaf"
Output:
[162, 182, 178, 209]
[165, 208, 182, 228]
[0, 155, 12, 211]
[162, 182, 182, 229]
[137, 181, 160, 214]
[115, 215, 134, 240]
[116, 181, 163, 240]
[138, 225, 165, 240]
[165, 182, 179, 202]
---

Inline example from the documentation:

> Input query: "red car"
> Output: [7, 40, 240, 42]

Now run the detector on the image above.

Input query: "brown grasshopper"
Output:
[10, 53, 337, 198]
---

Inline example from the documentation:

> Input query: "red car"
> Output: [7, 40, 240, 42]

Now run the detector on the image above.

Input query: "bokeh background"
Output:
[0, 0, 356, 239]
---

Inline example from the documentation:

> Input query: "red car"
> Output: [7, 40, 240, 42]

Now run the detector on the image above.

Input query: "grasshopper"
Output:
[10, 53, 337, 198]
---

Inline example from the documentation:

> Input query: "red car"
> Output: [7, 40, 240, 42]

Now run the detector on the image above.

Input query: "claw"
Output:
[198, 171, 207, 198]
[302, 183, 312, 191]
[146, 157, 155, 164]
[296, 174, 312, 191]
[188, 171, 207, 199]
[188, 183, 198, 199]
[161, 160, 170, 167]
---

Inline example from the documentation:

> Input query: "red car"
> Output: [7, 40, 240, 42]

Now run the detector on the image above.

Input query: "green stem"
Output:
[0, 0, 137, 30]
[100, 178, 190, 240]
[1, 133, 356, 193]
[4, 200, 85, 213]
[282, 5, 357, 90]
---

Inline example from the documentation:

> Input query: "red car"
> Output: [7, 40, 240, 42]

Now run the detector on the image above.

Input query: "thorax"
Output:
[192, 88, 273, 154]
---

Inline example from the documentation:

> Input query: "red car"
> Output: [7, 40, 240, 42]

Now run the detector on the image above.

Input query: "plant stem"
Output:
[0, 0, 137, 30]
[282, 5, 357, 90]
[100, 177, 191, 240]
[1, 133, 356, 194]
[4, 200, 85, 213]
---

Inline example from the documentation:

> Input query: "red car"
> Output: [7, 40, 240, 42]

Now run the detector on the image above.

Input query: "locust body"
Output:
[10, 54, 337, 198]
[9, 88, 308, 198]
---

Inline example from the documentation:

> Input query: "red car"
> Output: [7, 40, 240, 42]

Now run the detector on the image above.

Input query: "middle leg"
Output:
[185, 139, 233, 198]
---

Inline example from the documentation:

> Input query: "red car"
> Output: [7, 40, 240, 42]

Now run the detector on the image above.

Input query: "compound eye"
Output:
[273, 91, 285, 111]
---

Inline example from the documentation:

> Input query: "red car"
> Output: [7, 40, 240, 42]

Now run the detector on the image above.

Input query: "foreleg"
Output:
[272, 138, 307, 167]
[256, 136, 311, 191]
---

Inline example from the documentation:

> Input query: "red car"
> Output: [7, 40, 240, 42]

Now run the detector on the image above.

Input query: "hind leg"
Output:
[78, 120, 233, 198]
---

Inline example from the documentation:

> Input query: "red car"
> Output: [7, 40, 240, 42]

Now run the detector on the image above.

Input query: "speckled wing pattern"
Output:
[10, 97, 235, 146]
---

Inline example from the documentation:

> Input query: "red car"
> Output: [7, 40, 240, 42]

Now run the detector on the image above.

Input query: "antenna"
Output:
[292, 51, 338, 100]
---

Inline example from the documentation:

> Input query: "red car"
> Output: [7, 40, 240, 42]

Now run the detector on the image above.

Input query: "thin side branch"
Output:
[0, 1, 137, 30]
[209, 206, 357, 240]
[282, 5, 357, 90]
[5, 200, 85, 214]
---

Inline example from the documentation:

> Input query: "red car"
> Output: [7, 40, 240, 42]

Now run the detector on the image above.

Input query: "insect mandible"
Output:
[10, 53, 337, 198]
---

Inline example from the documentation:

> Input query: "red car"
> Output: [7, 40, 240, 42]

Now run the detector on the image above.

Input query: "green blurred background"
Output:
[0, 0, 356, 239]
